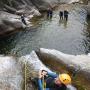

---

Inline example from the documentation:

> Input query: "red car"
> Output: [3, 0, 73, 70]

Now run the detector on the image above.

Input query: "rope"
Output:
[42, 76, 46, 90]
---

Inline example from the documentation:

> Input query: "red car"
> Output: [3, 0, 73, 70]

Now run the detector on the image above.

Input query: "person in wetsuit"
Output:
[59, 11, 63, 20]
[47, 8, 53, 18]
[64, 10, 69, 21]
[38, 70, 71, 90]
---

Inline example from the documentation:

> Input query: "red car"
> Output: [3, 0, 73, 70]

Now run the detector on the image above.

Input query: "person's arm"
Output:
[38, 78, 43, 90]
[47, 71, 58, 78]
[41, 70, 58, 78]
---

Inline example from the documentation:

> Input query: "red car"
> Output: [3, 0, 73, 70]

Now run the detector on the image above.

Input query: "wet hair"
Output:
[42, 70, 48, 73]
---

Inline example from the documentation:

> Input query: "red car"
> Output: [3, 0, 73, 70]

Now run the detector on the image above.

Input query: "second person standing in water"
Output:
[59, 10, 69, 21]
[59, 11, 63, 20]
[47, 8, 53, 19]
[64, 10, 69, 21]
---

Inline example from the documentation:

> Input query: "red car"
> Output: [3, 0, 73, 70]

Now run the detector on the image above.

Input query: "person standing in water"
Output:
[64, 10, 69, 21]
[47, 8, 53, 19]
[21, 14, 27, 25]
[59, 11, 63, 20]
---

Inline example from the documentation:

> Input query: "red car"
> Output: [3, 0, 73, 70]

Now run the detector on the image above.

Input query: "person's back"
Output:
[38, 70, 68, 90]
[64, 10, 69, 21]
[64, 10, 69, 16]
[46, 76, 67, 90]
[59, 11, 63, 20]
[59, 11, 63, 16]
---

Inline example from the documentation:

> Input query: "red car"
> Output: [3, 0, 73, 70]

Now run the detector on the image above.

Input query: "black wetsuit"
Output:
[59, 11, 63, 20]
[38, 72, 67, 90]
[46, 77, 67, 90]
[64, 10, 69, 21]
[47, 9, 53, 18]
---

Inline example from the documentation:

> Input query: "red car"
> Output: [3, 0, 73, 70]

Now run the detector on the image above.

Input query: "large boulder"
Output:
[38, 48, 90, 81]
[19, 51, 76, 90]
[0, 51, 50, 90]
[18, 51, 51, 90]
[0, 11, 34, 37]
[0, 51, 79, 90]
[0, 11, 24, 36]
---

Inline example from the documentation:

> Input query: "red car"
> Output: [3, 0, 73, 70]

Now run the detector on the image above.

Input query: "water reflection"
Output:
[59, 19, 68, 28]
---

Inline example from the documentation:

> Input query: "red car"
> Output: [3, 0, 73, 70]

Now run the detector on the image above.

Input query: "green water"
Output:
[0, 5, 89, 56]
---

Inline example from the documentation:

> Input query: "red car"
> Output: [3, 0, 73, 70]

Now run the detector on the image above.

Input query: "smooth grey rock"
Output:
[0, 50, 77, 90]
[19, 50, 76, 90]
[0, 56, 23, 90]
[0, 11, 24, 36]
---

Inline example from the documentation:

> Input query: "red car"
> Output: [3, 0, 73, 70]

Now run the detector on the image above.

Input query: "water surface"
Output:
[0, 5, 89, 56]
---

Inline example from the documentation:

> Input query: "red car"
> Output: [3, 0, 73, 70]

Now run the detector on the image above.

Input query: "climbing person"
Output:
[38, 70, 71, 90]
[64, 10, 69, 21]
[21, 14, 27, 25]
[59, 11, 63, 20]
